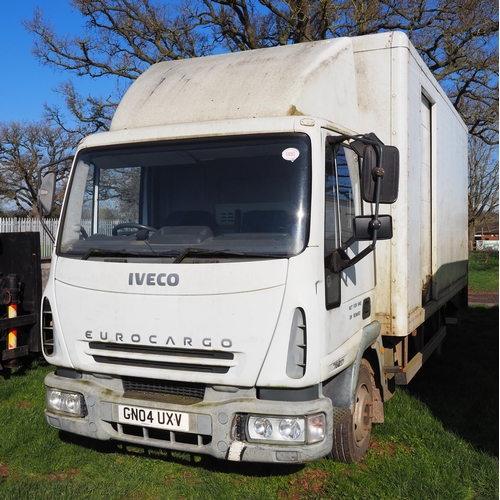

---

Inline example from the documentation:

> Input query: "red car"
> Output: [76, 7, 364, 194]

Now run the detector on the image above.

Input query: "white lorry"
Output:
[39, 31, 468, 463]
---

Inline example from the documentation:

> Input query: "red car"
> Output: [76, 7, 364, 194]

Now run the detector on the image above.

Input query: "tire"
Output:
[330, 358, 374, 463]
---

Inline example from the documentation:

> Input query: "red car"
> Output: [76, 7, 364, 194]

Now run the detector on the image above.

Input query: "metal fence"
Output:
[0, 218, 125, 258]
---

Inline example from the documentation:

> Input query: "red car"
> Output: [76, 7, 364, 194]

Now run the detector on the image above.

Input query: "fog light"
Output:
[306, 414, 325, 444]
[279, 419, 301, 440]
[46, 388, 87, 417]
[254, 417, 273, 438]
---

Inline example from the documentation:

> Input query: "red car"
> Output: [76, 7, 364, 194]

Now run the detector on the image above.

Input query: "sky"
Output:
[0, 0, 113, 123]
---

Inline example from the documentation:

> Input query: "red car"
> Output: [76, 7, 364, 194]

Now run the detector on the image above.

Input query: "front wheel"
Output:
[330, 358, 374, 463]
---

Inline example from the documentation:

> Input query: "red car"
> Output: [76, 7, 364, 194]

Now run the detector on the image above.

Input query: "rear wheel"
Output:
[330, 358, 374, 463]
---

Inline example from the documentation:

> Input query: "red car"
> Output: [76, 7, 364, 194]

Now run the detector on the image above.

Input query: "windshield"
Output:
[59, 134, 311, 260]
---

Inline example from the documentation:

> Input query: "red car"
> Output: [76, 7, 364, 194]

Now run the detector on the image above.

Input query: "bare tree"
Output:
[24, 0, 214, 129]
[397, 0, 499, 145]
[468, 133, 499, 242]
[0, 122, 74, 216]
[22, 0, 498, 225]
[24, 0, 498, 141]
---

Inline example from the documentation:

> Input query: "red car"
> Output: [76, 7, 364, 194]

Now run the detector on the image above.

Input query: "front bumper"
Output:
[44, 371, 336, 463]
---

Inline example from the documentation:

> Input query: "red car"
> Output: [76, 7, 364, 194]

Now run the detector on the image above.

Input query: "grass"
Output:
[1, 304, 497, 500]
[468, 251, 499, 292]
[0, 254, 498, 499]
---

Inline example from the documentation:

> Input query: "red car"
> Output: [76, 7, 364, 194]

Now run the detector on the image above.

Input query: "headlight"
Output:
[248, 415, 305, 442]
[279, 419, 301, 440]
[46, 388, 87, 417]
[254, 417, 273, 438]
[248, 415, 304, 442]
[245, 413, 325, 444]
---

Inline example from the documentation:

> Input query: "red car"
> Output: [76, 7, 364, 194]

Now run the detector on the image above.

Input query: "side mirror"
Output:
[352, 141, 399, 204]
[38, 172, 56, 216]
[351, 133, 399, 203]
[354, 214, 393, 241]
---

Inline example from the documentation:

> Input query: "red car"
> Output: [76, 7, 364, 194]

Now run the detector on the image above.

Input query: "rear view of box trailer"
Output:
[39, 31, 468, 464]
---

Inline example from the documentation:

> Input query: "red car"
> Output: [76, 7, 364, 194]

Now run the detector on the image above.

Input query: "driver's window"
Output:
[324, 144, 354, 309]
[336, 147, 354, 244]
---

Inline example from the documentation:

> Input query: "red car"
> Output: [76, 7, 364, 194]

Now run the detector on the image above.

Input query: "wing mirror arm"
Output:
[325, 237, 376, 274]
[368, 145, 384, 248]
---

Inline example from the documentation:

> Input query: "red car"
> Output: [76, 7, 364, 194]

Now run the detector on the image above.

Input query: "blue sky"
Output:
[0, 1, 113, 123]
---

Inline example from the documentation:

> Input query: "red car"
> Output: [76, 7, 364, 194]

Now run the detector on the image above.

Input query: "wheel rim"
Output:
[353, 382, 373, 446]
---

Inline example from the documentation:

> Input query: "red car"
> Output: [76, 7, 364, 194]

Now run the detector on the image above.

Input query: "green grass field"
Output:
[0, 255, 498, 499]
[468, 251, 499, 292]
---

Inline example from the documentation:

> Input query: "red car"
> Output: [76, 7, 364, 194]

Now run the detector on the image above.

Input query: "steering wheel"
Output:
[112, 223, 157, 236]
[80, 226, 88, 239]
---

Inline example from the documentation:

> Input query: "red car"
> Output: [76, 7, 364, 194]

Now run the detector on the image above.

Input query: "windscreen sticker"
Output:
[282, 148, 300, 162]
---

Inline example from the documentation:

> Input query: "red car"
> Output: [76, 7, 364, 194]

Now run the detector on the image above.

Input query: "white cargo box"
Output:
[351, 33, 468, 335]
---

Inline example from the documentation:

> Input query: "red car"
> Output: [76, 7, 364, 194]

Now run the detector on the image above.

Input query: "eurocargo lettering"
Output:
[38, 31, 468, 463]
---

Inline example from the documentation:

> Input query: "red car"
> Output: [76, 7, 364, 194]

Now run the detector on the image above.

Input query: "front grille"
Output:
[123, 377, 205, 401]
[93, 355, 230, 373]
[109, 422, 212, 448]
[86, 342, 234, 374]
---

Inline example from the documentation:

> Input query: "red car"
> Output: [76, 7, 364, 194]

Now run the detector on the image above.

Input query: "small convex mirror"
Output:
[354, 214, 393, 241]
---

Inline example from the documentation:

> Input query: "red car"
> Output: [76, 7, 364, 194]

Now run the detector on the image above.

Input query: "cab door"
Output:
[323, 131, 375, 353]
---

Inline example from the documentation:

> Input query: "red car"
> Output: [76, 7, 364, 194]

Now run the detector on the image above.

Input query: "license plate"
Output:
[118, 404, 189, 432]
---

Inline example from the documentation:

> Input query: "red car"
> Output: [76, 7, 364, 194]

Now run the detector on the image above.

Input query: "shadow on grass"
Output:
[0, 355, 54, 381]
[407, 305, 499, 457]
[58, 429, 304, 477]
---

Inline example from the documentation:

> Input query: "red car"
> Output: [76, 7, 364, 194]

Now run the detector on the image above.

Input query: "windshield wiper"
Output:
[173, 248, 285, 263]
[173, 248, 242, 263]
[82, 248, 147, 260]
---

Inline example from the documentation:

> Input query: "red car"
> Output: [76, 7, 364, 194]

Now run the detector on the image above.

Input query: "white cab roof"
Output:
[111, 38, 359, 131]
